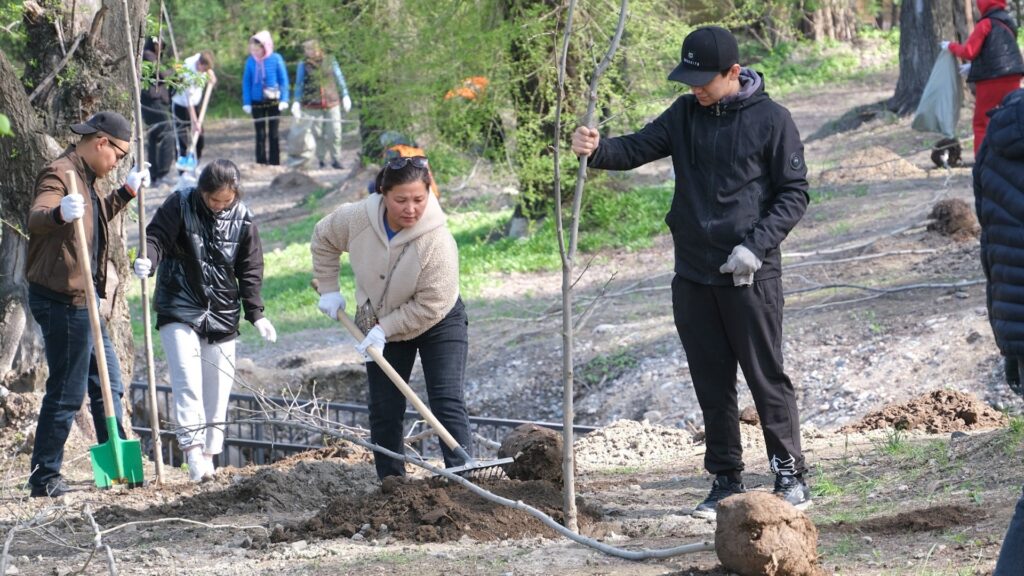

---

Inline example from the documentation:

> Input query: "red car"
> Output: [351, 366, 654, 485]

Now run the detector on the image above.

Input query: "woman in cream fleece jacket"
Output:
[310, 156, 472, 479]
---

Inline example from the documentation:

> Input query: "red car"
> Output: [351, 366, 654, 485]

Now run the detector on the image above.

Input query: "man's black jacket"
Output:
[587, 70, 809, 286]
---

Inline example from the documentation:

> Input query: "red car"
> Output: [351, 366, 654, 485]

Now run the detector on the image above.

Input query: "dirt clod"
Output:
[928, 198, 980, 241]
[498, 423, 565, 484]
[715, 492, 824, 576]
[841, 390, 1006, 434]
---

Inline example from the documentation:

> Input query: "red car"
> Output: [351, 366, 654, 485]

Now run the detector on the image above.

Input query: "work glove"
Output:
[342, 95, 352, 113]
[571, 126, 600, 157]
[719, 244, 762, 287]
[939, 40, 950, 51]
[278, 101, 289, 112]
[959, 62, 972, 77]
[59, 192, 85, 222]
[355, 325, 386, 363]
[242, 105, 252, 115]
[317, 291, 346, 321]
[125, 162, 151, 194]
[291, 102, 302, 118]
[132, 257, 152, 279]
[254, 318, 277, 343]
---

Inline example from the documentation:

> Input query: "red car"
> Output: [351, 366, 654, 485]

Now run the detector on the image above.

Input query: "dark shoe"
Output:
[774, 474, 812, 510]
[318, 160, 326, 169]
[30, 476, 71, 498]
[692, 474, 745, 519]
[330, 160, 344, 169]
[1007, 357, 1023, 397]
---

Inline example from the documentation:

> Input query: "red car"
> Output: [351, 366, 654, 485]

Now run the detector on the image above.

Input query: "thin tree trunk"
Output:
[889, 0, 969, 115]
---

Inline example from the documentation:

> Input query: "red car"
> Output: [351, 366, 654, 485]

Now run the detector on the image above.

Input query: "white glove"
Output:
[242, 105, 252, 115]
[317, 291, 346, 321]
[132, 257, 152, 279]
[60, 193, 85, 222]
[355, 325, 386, 362]
[940, 40, 950, 51]
[719, 244, 763, 287]
[291, 102, 302, 118]
[125, 162, 151, 193]
[959, 62, 972, 77]
[278, 101, 289, 112]
[342, 95, 352, 113]
[254, 318, 277, 343]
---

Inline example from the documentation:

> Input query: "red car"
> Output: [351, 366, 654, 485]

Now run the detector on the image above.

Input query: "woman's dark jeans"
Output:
[365, 299, 471, 479]
[995, 486, 1024, 575]
[28, 290, 126, 488]
[252, 101, 281, 165]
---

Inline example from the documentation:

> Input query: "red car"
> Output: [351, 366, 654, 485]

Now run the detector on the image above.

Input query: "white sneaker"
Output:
[202, 453, 216, 480]
[185, 448, 208, 483]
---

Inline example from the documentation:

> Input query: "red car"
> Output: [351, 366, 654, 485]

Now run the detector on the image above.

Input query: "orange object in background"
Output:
[444, 76, 489, 101]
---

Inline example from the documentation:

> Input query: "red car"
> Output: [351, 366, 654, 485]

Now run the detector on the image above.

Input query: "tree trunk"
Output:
[0, 0, 149, 421]
[889, 0, 969, 115]
[801, 0, 859, 41]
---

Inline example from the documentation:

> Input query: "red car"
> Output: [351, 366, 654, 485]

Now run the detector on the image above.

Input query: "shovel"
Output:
[67, 171, 146, 488]
[175, 74, 215, 175]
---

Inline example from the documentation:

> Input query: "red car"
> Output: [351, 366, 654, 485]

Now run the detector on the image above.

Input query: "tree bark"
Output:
[0, 0, 149, 417]
[802, 0, 859, 41]
[889, 0, 969, 115]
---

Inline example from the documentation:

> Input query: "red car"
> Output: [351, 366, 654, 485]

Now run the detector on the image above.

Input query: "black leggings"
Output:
[172, 104, 203, 162]
[252, 101, 281, 165]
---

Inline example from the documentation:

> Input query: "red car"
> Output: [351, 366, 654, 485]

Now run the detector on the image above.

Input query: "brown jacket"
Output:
[26, 147, 136, 306]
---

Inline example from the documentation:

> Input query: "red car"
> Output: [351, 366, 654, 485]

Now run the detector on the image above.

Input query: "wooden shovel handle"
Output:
[67, 171, 116, 420]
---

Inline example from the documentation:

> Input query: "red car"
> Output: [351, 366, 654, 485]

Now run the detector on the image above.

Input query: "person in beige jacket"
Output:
[311, 156, 472, 479]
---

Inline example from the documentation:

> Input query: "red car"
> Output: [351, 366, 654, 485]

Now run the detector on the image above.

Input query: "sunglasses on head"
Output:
[385, 156, 429, 171]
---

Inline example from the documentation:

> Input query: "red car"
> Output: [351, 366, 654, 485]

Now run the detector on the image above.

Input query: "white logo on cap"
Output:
[683, 51, 700, 67]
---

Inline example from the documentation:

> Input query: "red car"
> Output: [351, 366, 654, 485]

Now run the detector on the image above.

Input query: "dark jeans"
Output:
[142, 100, 175, 180]
[252, 101, 281, 165]
[995, 486, 1024, 575]
[365, 299, 471, 479]
[172, 103, 204, 162]
[672, 275, 805, 477]
[28, 290, 126, 487]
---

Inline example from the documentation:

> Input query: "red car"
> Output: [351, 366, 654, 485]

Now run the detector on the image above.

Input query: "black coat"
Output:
[967, 9, 1024, 84]
[975, 88, 1024, 356]
[146, 188, 265, 342]
[587, 70, 809, 286]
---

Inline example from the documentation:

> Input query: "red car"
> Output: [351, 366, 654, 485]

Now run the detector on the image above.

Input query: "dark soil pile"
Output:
[292, 476, 598, 543]
[827, 504, 984, 535]
[928, 198, 980, 241]
[840, 390, 1006, 434]
[716, 492, 824, 576]
[498, 423, 565, 484]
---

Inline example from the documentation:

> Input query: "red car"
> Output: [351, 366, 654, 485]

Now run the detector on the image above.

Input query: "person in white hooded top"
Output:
[310, 156, 472, 479]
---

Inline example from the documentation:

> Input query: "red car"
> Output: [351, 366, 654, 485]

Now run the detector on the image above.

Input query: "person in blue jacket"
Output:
[242, 30, 289, 165]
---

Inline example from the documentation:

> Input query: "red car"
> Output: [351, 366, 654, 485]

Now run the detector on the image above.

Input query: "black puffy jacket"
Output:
[975, 88, 1024, 356]
[967, 9, 1024, 84]
[587, 69, 809, 285]
[146, 188, 265, 342]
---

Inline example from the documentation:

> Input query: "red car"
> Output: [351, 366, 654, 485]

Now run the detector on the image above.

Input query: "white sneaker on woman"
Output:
[202, 453, 216, 480]
[185, 448, 210, 483]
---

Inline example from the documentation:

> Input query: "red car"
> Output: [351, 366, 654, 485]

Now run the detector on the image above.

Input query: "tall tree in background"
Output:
[889, 0, 969, 114]
[0, 0, 148, 411]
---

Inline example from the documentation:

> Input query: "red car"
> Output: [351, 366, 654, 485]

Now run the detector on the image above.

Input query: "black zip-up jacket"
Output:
[967, 9, 1024, 84]
[587, 69, 809, 286]
[145, 188, 265, 342]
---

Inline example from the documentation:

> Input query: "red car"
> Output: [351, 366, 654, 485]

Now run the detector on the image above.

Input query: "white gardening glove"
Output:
[242, 105, 252, 115]
[291, 102, 302, 118]
[278, 101, 289, 112]
[959, 62, 972, 77]
[132, 257, 152, 279]
[355, 325, 386, 362]
[719, 244, 762, 287]
[59, 192, 85, 222]
[254, 318, 277, 343]
[342, 95, 352, 113]
[939, 40, 950, 51]
[125, 162, 151, 194]
[317, 291, 346, 321]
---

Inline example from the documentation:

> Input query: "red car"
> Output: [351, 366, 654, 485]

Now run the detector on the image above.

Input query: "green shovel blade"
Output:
[90, 417, 146, 488]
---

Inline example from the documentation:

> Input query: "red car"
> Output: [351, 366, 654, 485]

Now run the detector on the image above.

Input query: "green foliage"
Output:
[576, 351, 638, 390]
[0, 113, 11, 137]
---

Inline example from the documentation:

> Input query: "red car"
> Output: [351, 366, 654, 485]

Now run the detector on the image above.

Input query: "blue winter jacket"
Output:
[975, 88, 1024, 356]
[242, 53, 290, 106]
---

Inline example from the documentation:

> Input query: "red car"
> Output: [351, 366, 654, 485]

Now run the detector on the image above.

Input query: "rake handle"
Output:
[336, 312, 470, 460]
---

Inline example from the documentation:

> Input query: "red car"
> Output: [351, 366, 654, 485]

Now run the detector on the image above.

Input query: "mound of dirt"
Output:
[840, 390, 1006, 434]
[818, 146, 925, 185]
[829, 503, 984, 535]
[292, 476, 599, 543]
[927, 198, 980, 241]
[716, 492, 823, 576]
[498, 423, 565, 484]
[269, 170, 326, 199]
[575, 419, 697, 470]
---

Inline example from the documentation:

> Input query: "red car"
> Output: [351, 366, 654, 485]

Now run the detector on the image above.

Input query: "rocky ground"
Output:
[2, 49, 1023, 575]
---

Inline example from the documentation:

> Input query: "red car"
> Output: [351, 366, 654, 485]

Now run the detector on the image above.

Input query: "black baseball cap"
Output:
[668, 26, 739, 86]
[70, 111, 132, 142]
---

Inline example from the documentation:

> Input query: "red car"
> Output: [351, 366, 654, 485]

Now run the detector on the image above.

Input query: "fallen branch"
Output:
[788, 278, 985, 312]
[784, 249, 938, 270]
[27, 32, 85, 102]
[81, 504, 117, 575]
[98, 517, 268, 537]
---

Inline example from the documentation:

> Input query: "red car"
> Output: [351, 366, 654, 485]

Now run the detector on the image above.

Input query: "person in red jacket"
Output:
[942, 0, 1024, 155]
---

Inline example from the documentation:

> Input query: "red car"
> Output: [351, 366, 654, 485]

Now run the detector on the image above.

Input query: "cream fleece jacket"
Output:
[311, 193, 459, 341]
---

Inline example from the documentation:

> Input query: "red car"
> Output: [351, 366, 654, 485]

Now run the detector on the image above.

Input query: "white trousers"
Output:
[159, 323, 236, 455]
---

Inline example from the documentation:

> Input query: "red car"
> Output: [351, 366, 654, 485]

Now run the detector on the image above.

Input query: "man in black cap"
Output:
[25, 110, 150, 497]
[571, 26, 811, 519]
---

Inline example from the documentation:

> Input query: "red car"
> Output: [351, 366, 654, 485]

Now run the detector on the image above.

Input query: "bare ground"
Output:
[1, 63, 1022, 575]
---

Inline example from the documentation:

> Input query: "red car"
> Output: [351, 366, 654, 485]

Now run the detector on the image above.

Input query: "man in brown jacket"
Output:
[25, 111, 150, 497]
